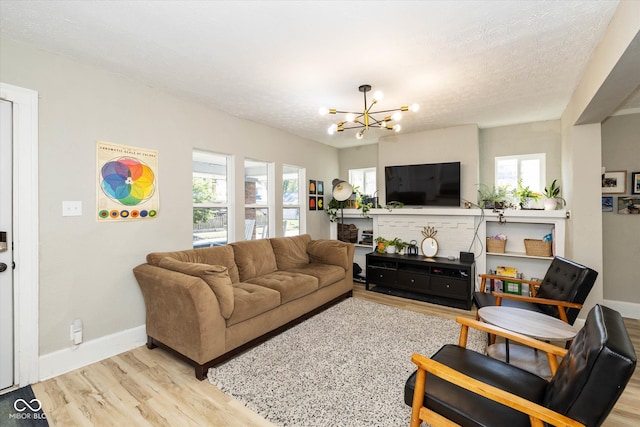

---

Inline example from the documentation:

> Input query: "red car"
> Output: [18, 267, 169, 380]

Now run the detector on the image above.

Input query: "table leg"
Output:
[505, 338, 510, 363]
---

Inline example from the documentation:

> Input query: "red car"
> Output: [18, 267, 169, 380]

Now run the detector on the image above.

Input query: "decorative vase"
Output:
[544, 198, 558, 211]
[385, 246, 396, 254]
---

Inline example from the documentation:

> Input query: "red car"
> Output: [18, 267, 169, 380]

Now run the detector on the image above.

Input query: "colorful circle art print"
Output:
[101, 157, 156, 206]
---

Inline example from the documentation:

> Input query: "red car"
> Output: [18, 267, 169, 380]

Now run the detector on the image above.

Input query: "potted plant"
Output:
[513, 179, 541, 209]
[543, 179, 566, 210]
[477, 184, 510, 209]
[374, 236, 388, 254]
[387, 237, 406, 254]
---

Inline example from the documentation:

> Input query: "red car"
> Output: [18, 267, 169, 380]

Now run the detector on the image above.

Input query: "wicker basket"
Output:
[524, 239, 552, 257]
[486, 238, 506, 254]
[337, 223, 358, 243]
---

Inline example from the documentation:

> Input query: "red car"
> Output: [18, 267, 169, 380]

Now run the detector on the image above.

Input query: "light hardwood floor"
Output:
[32, 285, 640, 426]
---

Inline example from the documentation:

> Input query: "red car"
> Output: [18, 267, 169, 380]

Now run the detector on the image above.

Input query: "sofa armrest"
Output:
[307, 239, 355, 271]
[133, 264, 226, 364]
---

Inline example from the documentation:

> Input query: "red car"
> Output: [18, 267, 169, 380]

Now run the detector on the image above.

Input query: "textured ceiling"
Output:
[1, 0, 636, 148]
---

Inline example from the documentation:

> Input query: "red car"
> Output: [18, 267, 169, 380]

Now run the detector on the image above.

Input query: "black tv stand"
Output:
[366, 252, 475, 310]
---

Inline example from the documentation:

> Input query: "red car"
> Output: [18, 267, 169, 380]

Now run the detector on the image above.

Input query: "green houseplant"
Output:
[543, 179, 566, 210]
[513, 179, 541, 209]
[477, 184, 510, 209]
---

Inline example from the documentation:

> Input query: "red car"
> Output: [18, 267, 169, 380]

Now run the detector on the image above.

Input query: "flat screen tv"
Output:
[385, 161, 461, 207]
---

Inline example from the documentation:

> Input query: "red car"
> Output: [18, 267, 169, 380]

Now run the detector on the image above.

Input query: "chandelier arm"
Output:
[369, 108, 404, 114]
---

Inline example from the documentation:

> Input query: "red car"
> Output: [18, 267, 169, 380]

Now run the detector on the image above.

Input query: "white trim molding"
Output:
[0, 82, 39, 386]
[39, 325, 146, 381]
[603, 299, 640, 320]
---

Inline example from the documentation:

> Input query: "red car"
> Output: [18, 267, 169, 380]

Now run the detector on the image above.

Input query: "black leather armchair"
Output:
[404, 305, 636, 427]
[473, 256, 598, 324]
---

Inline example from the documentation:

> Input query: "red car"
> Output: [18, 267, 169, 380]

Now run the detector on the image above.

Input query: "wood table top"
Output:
[478, 306, 579, 341]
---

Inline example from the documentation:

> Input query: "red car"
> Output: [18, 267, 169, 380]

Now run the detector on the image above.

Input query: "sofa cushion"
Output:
[147, 245, 240, 283]
[269, 234, 311, 270]
[246, 271, 318, 303]
[227, 283, 281, 327]
[289, 263, 346, 288]
[158, 258, 235, 319]
[307, 240, 349, 270]
[231, 239, 278, 281]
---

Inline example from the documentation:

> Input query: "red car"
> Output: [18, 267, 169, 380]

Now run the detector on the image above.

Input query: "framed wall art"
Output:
[309, 180, 316, 195]
[617, 197, 640, 214]
[602, 197, 613, 212]
[602, 170, 626, 194]
[631, 172, 640, 195]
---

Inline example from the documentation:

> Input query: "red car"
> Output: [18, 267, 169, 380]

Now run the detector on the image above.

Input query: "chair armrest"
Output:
[491, 292, 583, 322]
[410, 353, 585, 427]
[479, 274, 541, 294]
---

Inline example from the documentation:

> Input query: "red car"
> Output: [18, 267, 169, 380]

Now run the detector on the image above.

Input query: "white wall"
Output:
[0, 39, 339, 362]
[479, 120, 562, 189]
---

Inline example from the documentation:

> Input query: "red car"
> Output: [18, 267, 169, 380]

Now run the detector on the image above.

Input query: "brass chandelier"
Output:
[320, 84, 419, 140]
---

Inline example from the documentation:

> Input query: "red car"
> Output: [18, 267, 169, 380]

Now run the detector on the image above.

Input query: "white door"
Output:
[0, 99, 14, 390]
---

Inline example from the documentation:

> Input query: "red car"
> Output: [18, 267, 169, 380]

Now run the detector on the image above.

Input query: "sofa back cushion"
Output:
[269, 234, 311, 270]
[307, 240, 350, 271]
[146, 245, 240, 283]
[158, 258, 235, 319]
[231, 239, 278, 282]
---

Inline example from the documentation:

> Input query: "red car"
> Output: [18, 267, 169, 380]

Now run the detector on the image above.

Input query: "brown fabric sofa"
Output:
[133, 234, 354, 379]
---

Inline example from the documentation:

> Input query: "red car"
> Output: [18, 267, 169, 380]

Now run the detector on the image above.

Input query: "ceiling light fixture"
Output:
[320, 84, 419, 140]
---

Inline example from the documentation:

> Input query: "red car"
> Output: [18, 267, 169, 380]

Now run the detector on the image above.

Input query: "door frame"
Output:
[0, 82, 39, 386]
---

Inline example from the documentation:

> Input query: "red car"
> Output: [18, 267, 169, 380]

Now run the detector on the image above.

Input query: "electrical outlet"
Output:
[62, 201, 82, 217]
[70, 319, 83, 345]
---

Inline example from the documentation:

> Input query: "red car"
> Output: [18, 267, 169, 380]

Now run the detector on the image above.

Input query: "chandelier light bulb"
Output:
[345, 113, 356, 123]
[392, 112, 402, 121]
[373, 91, 384, 102]
[319, 107, 329, 115]
[356, 131, 364, 140]
[393, 124, 401, 132]
[328, 124, 337, 135]
[410, 103, 420, 112]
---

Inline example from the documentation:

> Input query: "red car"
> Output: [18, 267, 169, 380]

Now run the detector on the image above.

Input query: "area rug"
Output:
[208, 297, 485, 426]
[0, 385, 48, 426]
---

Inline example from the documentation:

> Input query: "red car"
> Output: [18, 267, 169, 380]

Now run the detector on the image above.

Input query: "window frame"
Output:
[494, 153, 546, 193]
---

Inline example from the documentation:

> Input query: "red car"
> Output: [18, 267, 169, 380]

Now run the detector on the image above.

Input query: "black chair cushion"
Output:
[535, 257, 598, 323]
[544, 305, 636, 427]
[405, 344, 549, 427]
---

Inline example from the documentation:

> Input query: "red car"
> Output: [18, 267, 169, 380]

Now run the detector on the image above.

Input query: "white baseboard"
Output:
[602, 299, 640, 320]
[38, 325, 146, 381]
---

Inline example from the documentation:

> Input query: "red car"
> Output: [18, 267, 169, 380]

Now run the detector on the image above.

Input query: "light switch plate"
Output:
[62, 201, 82, 217]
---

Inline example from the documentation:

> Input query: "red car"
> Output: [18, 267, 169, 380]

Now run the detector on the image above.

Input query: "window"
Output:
[495, 154, 546, 193]
[193, 151, 230, 248]
[283, 165, 304, 236]
[245, 159, 273, 240]
[349, 167, 377, 196]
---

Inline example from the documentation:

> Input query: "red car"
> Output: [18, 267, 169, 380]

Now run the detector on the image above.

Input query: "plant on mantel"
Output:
[543, 179, 566, 210]
[513, 179, 541, 209]
[477, 184, 512, 209]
